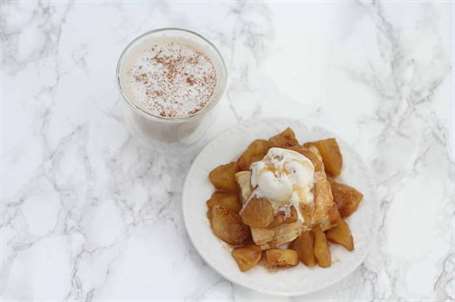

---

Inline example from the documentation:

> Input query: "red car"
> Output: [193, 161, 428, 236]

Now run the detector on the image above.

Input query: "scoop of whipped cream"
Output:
[250, 148, 315, 218]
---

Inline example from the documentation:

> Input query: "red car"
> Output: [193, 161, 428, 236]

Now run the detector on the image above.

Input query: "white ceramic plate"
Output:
[182, 118, 378, 296]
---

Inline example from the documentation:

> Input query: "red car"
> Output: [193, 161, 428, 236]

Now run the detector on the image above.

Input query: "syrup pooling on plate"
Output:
[121, 38, 217, 118]
[250, 148, 315, 223]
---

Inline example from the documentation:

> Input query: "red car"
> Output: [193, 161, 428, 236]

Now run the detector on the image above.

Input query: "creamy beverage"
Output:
[120, 38, 217, 118]
[117, 29, 227, 147]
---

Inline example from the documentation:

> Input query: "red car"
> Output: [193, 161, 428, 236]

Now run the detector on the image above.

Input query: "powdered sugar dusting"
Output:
[125, 40, 217, 118]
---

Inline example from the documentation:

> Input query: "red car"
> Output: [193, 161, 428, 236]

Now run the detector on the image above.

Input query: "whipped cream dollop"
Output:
[250, 148, 315, 221]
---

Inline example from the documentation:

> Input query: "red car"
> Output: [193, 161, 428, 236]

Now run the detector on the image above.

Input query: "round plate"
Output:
[182, 118, 378, 296]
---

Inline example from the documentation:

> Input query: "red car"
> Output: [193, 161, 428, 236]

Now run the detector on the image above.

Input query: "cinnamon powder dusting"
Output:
[128, 40, 217, 118]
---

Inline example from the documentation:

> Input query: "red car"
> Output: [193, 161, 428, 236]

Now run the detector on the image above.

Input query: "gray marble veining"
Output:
[0, 0, 453, 301]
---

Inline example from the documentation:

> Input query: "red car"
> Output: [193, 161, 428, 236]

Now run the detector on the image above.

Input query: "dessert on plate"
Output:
[206, 128, 364, 272]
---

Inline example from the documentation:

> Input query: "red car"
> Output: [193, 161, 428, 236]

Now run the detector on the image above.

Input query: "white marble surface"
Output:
[0, 0, 453, 301]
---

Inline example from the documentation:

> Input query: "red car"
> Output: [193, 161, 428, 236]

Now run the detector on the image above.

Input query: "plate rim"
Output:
[182, 117, 379, 297]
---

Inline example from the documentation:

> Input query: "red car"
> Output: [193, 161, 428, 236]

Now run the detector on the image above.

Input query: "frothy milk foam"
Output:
[119, 37, 217, 119]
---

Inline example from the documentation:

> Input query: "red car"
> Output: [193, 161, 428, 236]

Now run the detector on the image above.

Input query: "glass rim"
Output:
[116, 27, 228, 122]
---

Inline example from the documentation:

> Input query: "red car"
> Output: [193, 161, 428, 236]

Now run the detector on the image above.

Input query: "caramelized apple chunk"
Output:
[268, 127, 299, 148]
[210, 205, 250, 245]
[304, 138, 342, 177]
[232, 245, 262, 272]
[209, 162, 239, 192]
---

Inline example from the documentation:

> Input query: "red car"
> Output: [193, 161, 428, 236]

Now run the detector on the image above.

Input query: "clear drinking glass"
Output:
[116, 28, 227, 150]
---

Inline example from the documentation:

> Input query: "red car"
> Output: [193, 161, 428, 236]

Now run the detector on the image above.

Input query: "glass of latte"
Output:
[117, 28, 227, 149]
